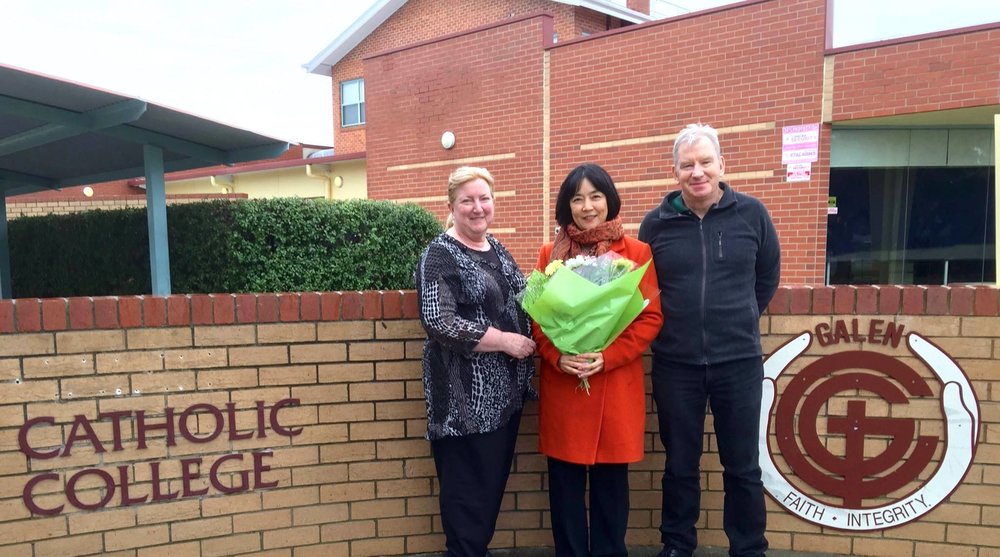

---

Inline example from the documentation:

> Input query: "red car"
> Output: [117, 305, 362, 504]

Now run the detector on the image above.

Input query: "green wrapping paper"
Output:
[521, 260, 651, 355]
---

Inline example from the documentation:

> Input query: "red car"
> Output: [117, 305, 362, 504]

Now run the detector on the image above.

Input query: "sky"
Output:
[1, 0, 373, 146]
[2, 0, 998, 148]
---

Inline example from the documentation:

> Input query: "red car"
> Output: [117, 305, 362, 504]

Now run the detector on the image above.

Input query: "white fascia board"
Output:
[304, 0, 408, 76]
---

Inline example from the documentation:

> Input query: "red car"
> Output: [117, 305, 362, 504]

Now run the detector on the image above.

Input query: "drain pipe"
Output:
[305, 163, 334, 199]
[210, 174, 235, 194]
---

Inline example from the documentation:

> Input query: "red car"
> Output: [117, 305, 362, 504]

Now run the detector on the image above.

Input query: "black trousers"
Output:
[651, 356, 768, 557]
[548, 457, 630, 557]
[431, 412, 521, 557]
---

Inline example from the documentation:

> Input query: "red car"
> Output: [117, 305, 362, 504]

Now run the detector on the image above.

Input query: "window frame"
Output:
[340, 78, 365, 128]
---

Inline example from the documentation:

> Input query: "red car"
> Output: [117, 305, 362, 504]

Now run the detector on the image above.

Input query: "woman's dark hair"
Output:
[554, 163, 621, 228]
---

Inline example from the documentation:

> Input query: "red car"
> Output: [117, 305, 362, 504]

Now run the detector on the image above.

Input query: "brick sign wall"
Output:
[0, 287, 997, 556]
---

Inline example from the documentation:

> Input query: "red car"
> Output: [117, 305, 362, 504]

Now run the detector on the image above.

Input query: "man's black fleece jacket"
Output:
[638, 182, 781, 366]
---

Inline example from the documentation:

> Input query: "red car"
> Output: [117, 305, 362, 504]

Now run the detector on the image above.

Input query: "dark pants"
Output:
[431, 412, 521, 557]
[547, 457, 630, 557]
[651, 356, 768, 557]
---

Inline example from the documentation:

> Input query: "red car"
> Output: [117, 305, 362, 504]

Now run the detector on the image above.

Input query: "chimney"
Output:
[627, 0, 650, 14]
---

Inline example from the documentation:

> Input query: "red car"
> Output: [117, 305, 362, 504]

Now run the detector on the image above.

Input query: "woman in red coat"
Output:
[534, 163, 663, 557]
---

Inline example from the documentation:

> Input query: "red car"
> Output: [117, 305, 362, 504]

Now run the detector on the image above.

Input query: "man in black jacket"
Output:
[638, 123, 780, 557]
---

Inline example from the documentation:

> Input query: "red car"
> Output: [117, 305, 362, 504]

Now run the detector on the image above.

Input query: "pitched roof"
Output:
[304, 0, 653, 75]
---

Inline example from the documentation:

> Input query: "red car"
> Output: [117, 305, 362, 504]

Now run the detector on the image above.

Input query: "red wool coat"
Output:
[534, 235, 663, 465]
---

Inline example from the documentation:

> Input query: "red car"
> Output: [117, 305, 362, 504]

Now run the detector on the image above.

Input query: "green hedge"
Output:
[9, 198, 442, 298]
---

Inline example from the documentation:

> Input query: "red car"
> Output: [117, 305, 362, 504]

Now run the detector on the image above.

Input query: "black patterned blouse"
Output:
[415, 233, 537, 440]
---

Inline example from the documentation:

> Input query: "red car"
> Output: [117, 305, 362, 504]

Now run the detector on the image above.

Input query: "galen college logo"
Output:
[759, 320, 980, 531]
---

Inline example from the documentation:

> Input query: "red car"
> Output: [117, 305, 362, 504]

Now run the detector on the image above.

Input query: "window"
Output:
[827, 128, 995, 285]
[340, 78, 365, 127]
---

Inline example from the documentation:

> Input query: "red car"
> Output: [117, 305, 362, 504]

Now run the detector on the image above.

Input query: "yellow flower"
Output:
[544, 259, 564, 276]
[612, 258, 635, 276]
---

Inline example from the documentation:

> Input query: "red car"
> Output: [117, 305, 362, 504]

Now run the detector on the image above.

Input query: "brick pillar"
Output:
[627, 0, 650, 14]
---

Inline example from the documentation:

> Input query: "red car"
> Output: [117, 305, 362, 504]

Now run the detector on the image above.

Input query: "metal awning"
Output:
[0, 63, 290, 298]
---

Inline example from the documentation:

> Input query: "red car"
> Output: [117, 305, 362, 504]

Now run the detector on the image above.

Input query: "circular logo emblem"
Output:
[760, 331, 979, 531]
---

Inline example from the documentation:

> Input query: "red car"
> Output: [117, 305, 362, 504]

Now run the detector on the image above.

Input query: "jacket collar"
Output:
[658, 181, 734, 219]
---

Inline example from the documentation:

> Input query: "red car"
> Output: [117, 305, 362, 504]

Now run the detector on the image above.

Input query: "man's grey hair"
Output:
[673, 123, 722, 165]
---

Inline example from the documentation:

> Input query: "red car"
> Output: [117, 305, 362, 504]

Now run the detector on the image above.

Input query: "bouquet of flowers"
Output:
[519, 251, 653, 393]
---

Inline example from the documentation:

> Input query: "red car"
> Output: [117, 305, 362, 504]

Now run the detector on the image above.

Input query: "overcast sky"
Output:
[2, 1, 997, 147]
[1, 0, 372, 146]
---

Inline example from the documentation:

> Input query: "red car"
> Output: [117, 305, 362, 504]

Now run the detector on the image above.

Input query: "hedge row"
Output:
[10, 198, 442, 298]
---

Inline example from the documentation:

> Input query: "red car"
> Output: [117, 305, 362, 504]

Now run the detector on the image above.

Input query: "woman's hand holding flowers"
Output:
[557, 352, 605, 394]
[573, 352, 605, 377]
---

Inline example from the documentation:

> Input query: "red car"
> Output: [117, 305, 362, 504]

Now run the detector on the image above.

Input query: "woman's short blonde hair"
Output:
[447, 166, 494, 204]
[445, 167, 495, 229]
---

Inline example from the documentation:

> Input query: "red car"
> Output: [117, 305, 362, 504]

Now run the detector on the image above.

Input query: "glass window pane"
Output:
[827, 167, 995, 285]
[359, 102, 365, 124]
[908, 130, 948, 166]
[827, 168, 897, 284]
[342, 104, 359, 127]
[948, 129, 994, 166]
[905, 167, 995, 283]
[831, 129, 910, 167]
[341, 80, 360, 106]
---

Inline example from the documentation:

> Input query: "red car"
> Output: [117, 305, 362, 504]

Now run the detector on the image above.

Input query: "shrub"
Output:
[8, 198, 442, 297]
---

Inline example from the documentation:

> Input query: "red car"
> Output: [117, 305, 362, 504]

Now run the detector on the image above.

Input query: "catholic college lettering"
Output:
[17, 399, 302, 516]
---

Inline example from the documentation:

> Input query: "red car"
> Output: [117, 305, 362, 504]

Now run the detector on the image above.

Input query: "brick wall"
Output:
[626, 0, 650, 15]
[0, 286, 997, 556]
[548, 0, 829, 284]
[330, 0, 624, 154]
[832, 26, 1000, 120]
[363, 13, 551, 266]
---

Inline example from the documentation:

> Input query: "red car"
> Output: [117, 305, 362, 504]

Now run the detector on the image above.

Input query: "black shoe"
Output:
[656, 548, 693, 557]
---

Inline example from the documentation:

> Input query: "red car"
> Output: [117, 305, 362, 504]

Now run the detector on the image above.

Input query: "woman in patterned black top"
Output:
[415, 166, 536, 557]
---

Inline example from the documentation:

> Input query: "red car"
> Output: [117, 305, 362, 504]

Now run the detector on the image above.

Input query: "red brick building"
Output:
[308, 0, 999, 286]
[306, 0, 657, 154]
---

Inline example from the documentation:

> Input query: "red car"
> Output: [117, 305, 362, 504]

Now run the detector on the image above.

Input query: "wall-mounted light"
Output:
[441, 131, 456, 150]
[82, 186, 94, 197]
[333, 175, 344, 188]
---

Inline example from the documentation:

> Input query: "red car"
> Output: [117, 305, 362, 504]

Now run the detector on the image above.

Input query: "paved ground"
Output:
[411, 547, 846, 556]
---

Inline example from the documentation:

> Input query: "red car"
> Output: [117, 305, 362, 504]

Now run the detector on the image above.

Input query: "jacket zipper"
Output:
[717, 231, 723, 259]
[699, 219, 708, 363]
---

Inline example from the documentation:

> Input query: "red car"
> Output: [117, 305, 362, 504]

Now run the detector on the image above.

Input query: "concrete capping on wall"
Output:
[2, 286, 997, 335]
[0, 291, 421, 334]
[824, 19, 1000, 56]
[767, 285, 1000, 316]
[362, 11, 555, 61]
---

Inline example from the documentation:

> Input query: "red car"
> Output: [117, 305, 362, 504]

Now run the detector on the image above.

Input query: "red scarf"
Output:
[549, 216, 624, 262]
